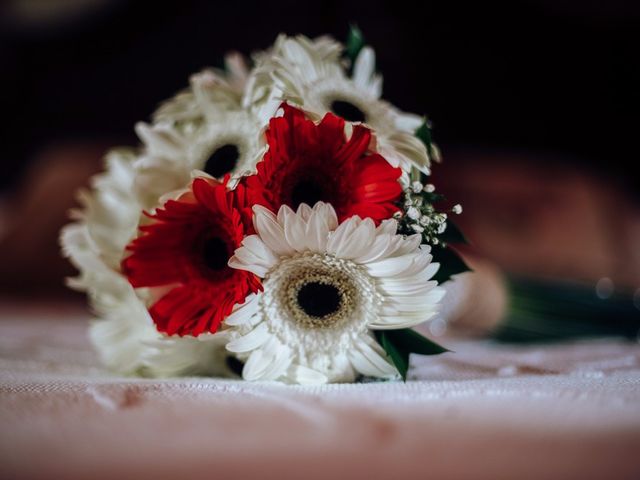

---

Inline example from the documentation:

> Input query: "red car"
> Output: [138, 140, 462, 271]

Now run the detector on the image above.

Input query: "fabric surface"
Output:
[1, 303, 639, 480]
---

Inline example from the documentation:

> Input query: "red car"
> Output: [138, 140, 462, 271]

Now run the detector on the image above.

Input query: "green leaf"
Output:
[346, 24, 365, 64]
[415, 120, 436, 161]
[493, 276, 640, 343]
[431, 246, 471, 284]
[375, 329, 450, 380]
[377, 331, 410, 380]
[439, 220, 469, 245]
[415, 121, 433, 148]
[422, 191, 445, 204]
[386, 329, 450, 355]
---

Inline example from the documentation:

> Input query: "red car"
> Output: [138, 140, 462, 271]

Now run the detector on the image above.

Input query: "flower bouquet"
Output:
[61, 28, 469, 384]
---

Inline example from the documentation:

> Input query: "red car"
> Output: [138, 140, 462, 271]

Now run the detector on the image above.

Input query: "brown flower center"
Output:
[330, 100, 366, 123]
[297, 282, 342, 318]
[202, 236, 229, 271]
[204, 144, 239, 178]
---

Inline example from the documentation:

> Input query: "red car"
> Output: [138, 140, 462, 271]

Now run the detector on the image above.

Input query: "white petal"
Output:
[376, 219, 398, 236]
[381, 132, 430, 173]
[259, 340, 292, 380]
[253, 206, 294, 257]
[329, 218, 376, 259]
[287, 365, 328, 385]
[365, 254, 417, 277]
[228, 235, 277, 277]
[303, 203, 333, 252]
[352, 234, 392, 264]
[424, 286, 447, 304]
[282, 206, 308, 252]
[276, 204, 295, 225]
[224, 51, 249, 85]
[357, 338, 398, 375]
[228, 255, 268, 278]
[242, 348, 268, 381]
[348, 342, 395, 378]
[352, 47, 381, 98]
[296, 203, 313, 220]
[226, 323, 269, 353]
[353, 47, 374, 85]
[394, 111, 424, 132]
[369, 313, 437, 330]
[320, 202, 339, 230]
[384, 252, 432, 278]
[378, 280, 437, 296]
[369, 75, 383, 99]
[224, 293, 260, 327]
[326, 216, 359, 255]
[135, 122, 183, 156]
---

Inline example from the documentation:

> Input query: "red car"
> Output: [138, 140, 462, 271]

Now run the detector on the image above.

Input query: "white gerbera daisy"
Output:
[152, 52, 250, 129]
[243, 34, 343, 122]
[63, 148, 141, 270]
[140, 330, 236, 378]
[60, 148, 157, 374]
[59, 147, 235, 377]
[88, 286, 159, 375]
[226, 202, 445, 384]
[63, 218, 235, 377]
[88, 284, 236, 378]
[134, 50, 271, 210]
[133, 110, 265, 209]
[250, 35, 435, 173]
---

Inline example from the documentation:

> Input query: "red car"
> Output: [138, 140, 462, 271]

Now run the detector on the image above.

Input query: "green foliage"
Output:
[440, 220, 469, 246]
[346, 25, 365, 64]
[375, 329, 450, 380]
[494, 276, 640, 343]
[415, 120, 437, 161]
[431, 245, 470, 284]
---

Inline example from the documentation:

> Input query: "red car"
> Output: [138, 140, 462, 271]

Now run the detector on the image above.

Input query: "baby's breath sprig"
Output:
[395, 175, 462, 247]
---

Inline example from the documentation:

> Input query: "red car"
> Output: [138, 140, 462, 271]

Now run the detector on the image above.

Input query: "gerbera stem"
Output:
[492, 276, 640, 343]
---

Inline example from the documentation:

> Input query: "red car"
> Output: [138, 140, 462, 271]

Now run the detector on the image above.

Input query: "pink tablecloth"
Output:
[1, 303, 639, 480]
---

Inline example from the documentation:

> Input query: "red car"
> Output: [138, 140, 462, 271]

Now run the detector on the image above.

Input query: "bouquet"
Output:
[61, 28, 469, 384]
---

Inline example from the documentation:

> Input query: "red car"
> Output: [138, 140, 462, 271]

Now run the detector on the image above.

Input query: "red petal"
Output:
[242, 103, 402, 226]
[123, 180, 260, 336]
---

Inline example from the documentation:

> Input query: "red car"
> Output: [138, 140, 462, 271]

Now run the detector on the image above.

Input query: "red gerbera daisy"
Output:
[122, 178, 261, 337]
[243, 103, 402, 223]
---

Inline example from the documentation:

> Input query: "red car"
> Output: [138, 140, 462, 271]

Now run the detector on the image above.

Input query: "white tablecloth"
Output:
[1, 303, 639, 480]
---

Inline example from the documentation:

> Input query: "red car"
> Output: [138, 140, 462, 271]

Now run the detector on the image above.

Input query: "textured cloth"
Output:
[1, 303, 639, 480]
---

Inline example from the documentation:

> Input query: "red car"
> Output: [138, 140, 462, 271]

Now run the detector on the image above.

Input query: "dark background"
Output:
[1, 0, 639, 193]
[0, 0, 639, 294]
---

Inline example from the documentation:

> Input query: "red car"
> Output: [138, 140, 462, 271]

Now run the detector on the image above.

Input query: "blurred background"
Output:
[0, 0, 638, 337]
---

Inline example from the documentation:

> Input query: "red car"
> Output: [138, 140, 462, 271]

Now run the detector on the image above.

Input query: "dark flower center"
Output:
[330, 100, 366, 123]
[291, 179, 326, 209]
[297, 282, 341, 318]
[202, 236, 229, 271]
[204, 144, 239, 178]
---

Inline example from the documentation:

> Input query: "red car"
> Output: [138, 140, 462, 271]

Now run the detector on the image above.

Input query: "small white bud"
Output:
[392, 211, 403, 220]
[437, 222, 447, 234]
[411, 224, 425, 233]
[407, 206, 420, 220]
[424, 184, 435, 193]
[411, 181, 423, 194]
[452, 204, 463, 214]
[419, 215, 431, 226]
